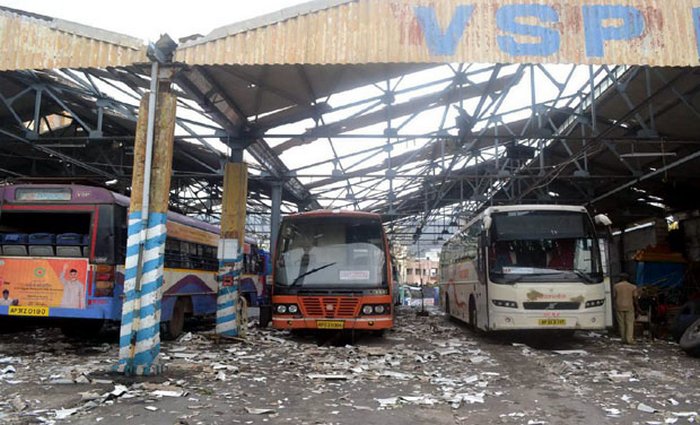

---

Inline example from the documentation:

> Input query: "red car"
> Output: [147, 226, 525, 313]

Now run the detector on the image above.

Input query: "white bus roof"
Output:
[483, 204, 588, 214]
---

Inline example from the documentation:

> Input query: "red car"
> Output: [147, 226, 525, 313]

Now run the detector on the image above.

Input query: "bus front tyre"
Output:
[258, 305, 272, 328]
[468, 303, 477, 331]
[162, 298, 186, 340]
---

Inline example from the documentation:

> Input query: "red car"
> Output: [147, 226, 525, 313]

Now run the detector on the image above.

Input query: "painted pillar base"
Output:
[117, 211, 167, 376]
[113, 363, 165, 377]
[216, 238, 241, 337]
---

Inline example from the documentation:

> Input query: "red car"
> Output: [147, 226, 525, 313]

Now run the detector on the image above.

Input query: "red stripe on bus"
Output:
[90, 206, 99, 260]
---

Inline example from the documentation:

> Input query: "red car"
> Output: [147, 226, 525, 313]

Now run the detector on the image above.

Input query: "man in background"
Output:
[614, 272, 640, 344]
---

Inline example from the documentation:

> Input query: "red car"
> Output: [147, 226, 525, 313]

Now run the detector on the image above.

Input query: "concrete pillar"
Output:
[117, 81, 176, 376]
[216, 161, 248, 337]
[270, 181, 282, 251]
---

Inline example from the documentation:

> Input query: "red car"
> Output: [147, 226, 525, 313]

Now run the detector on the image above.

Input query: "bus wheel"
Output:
[258, 305, 272, 328]
[468, 301, 477, 331]
[162, 298, 186, 340]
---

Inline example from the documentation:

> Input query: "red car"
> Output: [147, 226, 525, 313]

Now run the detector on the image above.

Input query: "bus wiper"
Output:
[572, 269, 594, 283]
[502, 275, 523, 284]
[290, 262, 337, 287]
[500, 272, 562, 284]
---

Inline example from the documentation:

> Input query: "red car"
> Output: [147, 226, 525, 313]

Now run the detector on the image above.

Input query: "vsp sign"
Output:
[388, 1, 700, 66]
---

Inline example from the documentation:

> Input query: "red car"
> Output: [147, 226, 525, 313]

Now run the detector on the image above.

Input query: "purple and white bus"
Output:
[0, 184, 266, 338]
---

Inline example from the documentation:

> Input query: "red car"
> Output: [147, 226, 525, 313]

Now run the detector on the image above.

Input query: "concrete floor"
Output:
[0, 308, 698, 424]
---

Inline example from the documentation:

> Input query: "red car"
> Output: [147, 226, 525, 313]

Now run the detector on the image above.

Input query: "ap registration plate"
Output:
[538, 318, 566, 326]
[9, 306, 49, 317]
[316, 320, 344, 329]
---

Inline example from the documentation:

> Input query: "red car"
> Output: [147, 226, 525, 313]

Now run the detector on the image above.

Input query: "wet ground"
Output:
[0, 307, 699, 424]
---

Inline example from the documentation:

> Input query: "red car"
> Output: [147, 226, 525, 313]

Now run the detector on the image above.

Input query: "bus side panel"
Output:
[161, 268, 217, 320]
[442, 259, 478, 323]
[239, 274, 261, 306]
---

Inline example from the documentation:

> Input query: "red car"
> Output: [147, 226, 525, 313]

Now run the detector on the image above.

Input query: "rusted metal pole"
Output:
[216, 159, 248, 336]
[117, 71, 176, 376]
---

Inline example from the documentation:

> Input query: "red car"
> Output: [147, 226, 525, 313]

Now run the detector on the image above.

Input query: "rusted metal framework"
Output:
[2, 3, 700, 253]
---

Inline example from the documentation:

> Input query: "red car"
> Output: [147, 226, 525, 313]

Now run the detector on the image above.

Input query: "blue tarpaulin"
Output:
[635, 262, 685, 288]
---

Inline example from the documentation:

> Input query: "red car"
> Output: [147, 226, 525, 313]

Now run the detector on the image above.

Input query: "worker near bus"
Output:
[59, 264, 85, 309]
[613, 273, 640, 345]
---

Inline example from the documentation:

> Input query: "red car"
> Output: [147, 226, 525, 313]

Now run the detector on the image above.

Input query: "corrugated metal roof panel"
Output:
[176, 0, 700, 67]
[0, 6, 147, 70]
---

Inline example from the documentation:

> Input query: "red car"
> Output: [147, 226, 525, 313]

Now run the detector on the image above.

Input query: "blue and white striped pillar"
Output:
[216, 238, 242, 336]
[117, 212, 167, 375]
[116, 72, 177, 376]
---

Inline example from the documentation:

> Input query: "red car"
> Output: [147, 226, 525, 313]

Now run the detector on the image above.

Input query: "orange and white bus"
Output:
[271, 210, 394, 332]
[440, 205, 611, 333]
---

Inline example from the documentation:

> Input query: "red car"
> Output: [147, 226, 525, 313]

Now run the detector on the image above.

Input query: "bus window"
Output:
[488, 211, 602, 283]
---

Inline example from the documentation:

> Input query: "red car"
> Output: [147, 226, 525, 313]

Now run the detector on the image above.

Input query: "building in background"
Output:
[404, 258, 438, 286]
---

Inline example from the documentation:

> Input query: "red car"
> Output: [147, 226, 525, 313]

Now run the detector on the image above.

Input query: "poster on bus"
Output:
[0, 258, 88, 309]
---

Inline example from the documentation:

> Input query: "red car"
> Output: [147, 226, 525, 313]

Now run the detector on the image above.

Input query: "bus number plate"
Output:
[9, 306, 49, 317]
[316, 320, 344, 329]
[539, 318, 566, 326]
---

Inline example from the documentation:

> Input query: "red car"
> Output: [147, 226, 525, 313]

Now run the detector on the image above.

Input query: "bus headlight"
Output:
[492, 299, 518, 308]
[276, 304, 288, 314]
[585, 299, 605, 308]
[288, 304, 299, 314]
[362, 304, 390, 315]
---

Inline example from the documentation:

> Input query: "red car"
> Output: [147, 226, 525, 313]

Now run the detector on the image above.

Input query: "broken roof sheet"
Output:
[0, 6, 147, 71]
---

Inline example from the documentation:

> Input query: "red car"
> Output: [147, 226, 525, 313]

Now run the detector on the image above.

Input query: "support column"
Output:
[217, 160, 248, 337]
[117, 69, 176, 376]
[270, 180, 283, 251]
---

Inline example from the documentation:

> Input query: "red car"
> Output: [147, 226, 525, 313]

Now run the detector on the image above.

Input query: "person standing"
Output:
[59, 264, 85, 309]
[614, 273, 640, 344]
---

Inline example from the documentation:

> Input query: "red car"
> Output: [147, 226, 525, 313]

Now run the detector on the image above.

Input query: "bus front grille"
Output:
[522, 302, 580, 310]
[300, 298, 324, 316]
[300, 297, 360, 318]
[337, 298, 360, 317]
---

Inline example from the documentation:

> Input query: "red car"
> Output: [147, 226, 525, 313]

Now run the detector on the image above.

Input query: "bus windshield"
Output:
[488, 211, 602, 284]
[274, 216, 387, 289]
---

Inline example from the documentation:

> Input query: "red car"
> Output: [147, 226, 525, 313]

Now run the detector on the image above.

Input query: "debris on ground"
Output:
[0, 307, 698, 424]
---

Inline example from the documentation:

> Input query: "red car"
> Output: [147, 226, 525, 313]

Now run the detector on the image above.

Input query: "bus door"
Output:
[477, 230, 489, 329]
[598, 237, 613, 328]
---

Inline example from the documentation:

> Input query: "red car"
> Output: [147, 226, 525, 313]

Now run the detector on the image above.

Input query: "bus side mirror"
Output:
[594, 214, 612, 226]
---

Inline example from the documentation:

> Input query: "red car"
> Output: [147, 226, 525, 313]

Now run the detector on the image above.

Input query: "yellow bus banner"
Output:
[0, 257, 89, 309]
